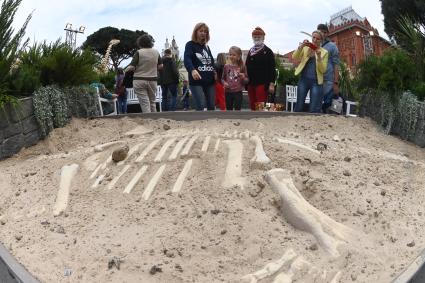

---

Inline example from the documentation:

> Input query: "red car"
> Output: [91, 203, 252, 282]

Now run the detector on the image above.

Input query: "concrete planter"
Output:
[0, 97, 41, 160]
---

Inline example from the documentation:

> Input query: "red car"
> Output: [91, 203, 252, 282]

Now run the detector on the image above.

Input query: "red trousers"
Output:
[215, 82, 226, 111]
[248, 84, 268, 111]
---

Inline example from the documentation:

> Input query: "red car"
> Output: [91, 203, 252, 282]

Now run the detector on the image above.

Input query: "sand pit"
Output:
[0, 115, 425, 282]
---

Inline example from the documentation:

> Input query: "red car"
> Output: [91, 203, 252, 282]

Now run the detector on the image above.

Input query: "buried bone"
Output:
[108, 165, 131, 190]
[169, 137, 189, 161]
[135, 138, 161, 163]
[53, 164, 79, 216]
[142, 164, 166, 200]
[154, 138, 176, 162]
[123, 166, 148, 194]
[241, 249, 297, 283]
[181, 135, 198, 157]
[172, 159, 193, 193]
[274, 137, 320, 155]
[265, 168, 354, 257]
[201, 136, 211, 152]
[250, 135, 271, 166]
[223, 140, 245, 190]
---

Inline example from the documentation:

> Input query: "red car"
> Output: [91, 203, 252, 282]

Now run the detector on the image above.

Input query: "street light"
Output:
[64, 23, 85, 49]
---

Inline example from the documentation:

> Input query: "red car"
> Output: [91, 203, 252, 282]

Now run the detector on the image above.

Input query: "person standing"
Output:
[222, 46, 248, 110]
[125, 34, 163, 113]
[115, 68, 127, 114]
[184, 22, 216, 111]
[181, 80, 191, 110]
[245, 27, 276, 111]
[293, 30, 328, 113]
[317, 24, 340, 113]
[214, 53, 226, 111]
[158, 48, 180, 111]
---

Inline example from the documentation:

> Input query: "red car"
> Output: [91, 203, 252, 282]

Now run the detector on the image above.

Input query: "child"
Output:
[222, 46, 248, 110]
[181, 80, 191, 110]
[115, 68, 127, 114]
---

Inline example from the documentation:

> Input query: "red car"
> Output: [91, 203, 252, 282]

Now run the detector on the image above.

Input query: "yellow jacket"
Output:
[293, 46, 328, 85]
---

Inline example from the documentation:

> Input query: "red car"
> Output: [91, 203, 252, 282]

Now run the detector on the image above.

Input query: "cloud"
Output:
[14, 0, 387, 59]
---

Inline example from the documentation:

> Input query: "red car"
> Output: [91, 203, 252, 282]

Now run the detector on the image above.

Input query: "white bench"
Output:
[126, 87, 163, 112]
[285, 85, 310, 112]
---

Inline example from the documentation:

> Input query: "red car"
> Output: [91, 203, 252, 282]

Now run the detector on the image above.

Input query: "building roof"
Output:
[330, 6, 365, 26]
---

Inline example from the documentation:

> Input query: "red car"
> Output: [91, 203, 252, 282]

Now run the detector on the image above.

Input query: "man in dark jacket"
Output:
[158, 49, 180, 111]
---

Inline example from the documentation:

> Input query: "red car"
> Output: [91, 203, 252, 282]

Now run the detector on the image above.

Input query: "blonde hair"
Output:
[312, 30, 324, 42]
[191, 23, 210, 43]
[216, 53, 226, 66]
[229, 46, 245, 72]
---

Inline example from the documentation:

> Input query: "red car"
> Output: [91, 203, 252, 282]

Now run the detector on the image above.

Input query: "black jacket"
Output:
[158, 56, 179, 85]
[246, 45, 276, 86]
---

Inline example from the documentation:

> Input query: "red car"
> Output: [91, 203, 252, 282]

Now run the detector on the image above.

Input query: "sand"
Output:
[0, 115, 424, 282]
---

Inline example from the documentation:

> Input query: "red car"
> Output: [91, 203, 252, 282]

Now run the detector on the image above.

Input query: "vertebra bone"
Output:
[250, 135, 271, 166]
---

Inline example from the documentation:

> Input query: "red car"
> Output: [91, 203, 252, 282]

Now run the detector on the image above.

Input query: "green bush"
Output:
[97, 70, 116, 90]
[64, 85, 100, 118]
[412, 82, 425, 101]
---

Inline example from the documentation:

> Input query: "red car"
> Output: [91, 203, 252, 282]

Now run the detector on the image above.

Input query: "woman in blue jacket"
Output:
[184, 23, 216, 111]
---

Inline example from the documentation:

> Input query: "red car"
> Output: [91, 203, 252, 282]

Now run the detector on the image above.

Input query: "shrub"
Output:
[64, 85, 100, 118]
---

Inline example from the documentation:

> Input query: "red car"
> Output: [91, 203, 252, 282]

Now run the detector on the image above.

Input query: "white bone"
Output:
[232, 130, 239, 138]
[108, 165, 131, 190]
[274, 138, 320, 155]
[214, 138, 221, 153]
[240, 130, 250, 140]
[123, 165, 148, 194]
[91, 174, 105, 188]
[241, 249, 297, 283]
[142, 164, 166, 200]
[89, 164, 102, 180]
[94, 141, 124, 152]
[117, 142, 144, 165]
[154, 138, 176, 163]
[223, 140, 245, 190]
[169, 136, 189, 161]
[265, 169, 354, 257]
[181, 135, 198, 156]
[201, 136, 211, 152]
[330, 271, 342, 283]
[135, 138, 161, 163]
[272, 257, 310, 283]
[53, 164, 79, 216]
[101, 156, 112, 170]
[172, 159, 193, 193]
[250, 135, 271, 166]
[124, 125, 153, 137]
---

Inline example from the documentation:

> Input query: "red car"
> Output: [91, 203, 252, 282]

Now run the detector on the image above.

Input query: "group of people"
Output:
[116, 22, 340, 114]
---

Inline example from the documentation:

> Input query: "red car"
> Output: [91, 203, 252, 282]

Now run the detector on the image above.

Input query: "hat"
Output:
[252, 27, 265, 36]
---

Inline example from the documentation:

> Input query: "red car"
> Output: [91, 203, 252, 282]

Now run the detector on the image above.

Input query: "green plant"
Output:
[398, 91, 418, 139]
[64, 85, 100, 118]
[412, 81, 425, 101]
[0, 0, 31, 109]
[97, 70, 116, 90]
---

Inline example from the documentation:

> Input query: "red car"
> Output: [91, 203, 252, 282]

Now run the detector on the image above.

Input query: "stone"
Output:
[380, 189, 387, 196]
[22, 115, 40, 134]
[163, 124, 171, 131]
[24, 130, 41, 148]
[112, 145, 129, 162]
[344, 156, 352, 162]
[343, 170, 352, 176]
[2, 134, 25, 158]
[316, 143, 328, 152]
[333, 135, 341, 142]
[407, 241, 415, 247]
[149, 265, 162, 275]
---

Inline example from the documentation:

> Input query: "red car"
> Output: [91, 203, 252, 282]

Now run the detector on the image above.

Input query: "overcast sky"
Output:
[13, 0, 386, 58]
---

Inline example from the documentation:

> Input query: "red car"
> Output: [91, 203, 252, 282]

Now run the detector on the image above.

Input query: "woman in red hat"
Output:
[245, 27, 277, 111]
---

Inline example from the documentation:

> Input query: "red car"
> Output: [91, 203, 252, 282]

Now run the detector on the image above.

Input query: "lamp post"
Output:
[64, 23, 85, 49]
[355, 30, 374, 60]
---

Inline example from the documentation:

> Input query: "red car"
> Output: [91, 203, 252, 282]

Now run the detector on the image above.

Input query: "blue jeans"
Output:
[322, 81, 334, 112]
[295, 78, 324, 113]
[117, 91, 128, 114]
[161, 83, 178, 111]
[189, 84, 216, 111]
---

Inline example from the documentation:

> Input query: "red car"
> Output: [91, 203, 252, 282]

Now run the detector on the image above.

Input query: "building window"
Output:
[351, 54, 356, 66]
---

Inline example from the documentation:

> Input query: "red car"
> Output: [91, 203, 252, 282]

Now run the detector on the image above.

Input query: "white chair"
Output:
[286, 85, 297, 112]
[126, 88, 138, 105]
[155, 86, 162, 112]
[345, 100, 358, 117]
[96, 87, 117, 116]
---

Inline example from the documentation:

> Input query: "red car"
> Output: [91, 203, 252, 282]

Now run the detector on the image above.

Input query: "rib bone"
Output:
[154, 138, 176, 162]
[123, 165, 148, 194]
[142, 164, 166, 200]
[169, 137, 189, 161]
[136, 138, 161, 163]
[172, 159, 193, 193]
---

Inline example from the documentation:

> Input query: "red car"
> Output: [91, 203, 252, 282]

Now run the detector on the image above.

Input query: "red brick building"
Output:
[283, 6, 392, 72]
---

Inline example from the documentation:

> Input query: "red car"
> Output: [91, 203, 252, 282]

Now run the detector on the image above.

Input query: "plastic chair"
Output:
[155, 86, 162, 112]
[126, 88, 138, 105]
[286, 85, 297, 112]
[345, 100, 358, 117]
[96, 87, 117, 116]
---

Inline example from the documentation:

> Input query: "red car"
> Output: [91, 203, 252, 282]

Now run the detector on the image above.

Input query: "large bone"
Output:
[169, 137, 189, 161]
[222, 140, 245, 190]
[214, 138, 221, 153]
[124, 125, 153, 137]
[142, 164, 166, 200]
[250, 135, 271, 166]
[154, 138, 176, 162]
[53, 164, 79, 216]
[94, 141, 124, 152]
[172, 159, 193, 193]
[135, 138, 161, 163]
[181, 135, 198, 156]
[274, 138, 320, 155]
[265, 169, 354, 257]
[91, 174, 105, 188]
[89, 164, 102, 180]
[108, 165, 131, 190]
[123, 165, 148, 194]
[201, 136, 211, 152]
[241, 249, 297, 283]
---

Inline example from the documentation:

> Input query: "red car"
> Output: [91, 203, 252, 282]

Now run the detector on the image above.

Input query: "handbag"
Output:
[330, 97, 343, 114]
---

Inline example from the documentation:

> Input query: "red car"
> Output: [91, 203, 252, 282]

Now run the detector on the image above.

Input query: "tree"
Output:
[0, 0, 31, 108]
[380, 0, 425, 42]
[82, 27, 146, 71]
